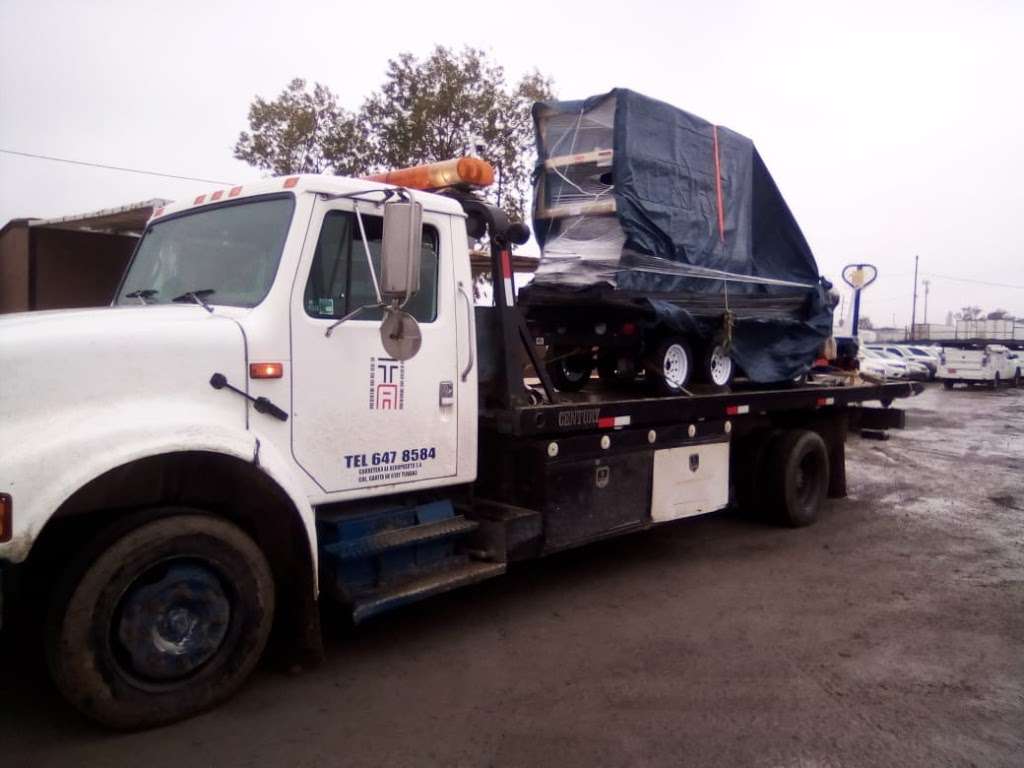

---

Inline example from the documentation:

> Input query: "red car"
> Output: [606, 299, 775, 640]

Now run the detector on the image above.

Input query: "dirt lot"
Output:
[2, 384, 1022, 767]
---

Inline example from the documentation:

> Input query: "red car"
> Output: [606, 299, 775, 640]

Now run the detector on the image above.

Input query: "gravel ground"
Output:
[2, 384, 1022, 767]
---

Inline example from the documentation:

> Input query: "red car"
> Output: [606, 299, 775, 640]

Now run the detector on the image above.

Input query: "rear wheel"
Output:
[943, 380, 955, 390]
[645, 337, 693, 395]
[545, 347, 593, 392]
[597, 352, 638, 387]
[46, 512, 275, 729]
[766, 430, 830, 527]
[697, 343, 734, 388]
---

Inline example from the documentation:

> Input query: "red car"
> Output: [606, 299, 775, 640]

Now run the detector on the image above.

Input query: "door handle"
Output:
[457, 281, 474, 382]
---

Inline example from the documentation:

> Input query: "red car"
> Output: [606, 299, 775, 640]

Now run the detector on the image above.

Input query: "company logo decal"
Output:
[369, 357, 405, 410]
[558, 408, 600, 428]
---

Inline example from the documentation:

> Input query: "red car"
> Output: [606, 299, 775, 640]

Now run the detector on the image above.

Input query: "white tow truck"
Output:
[0, 159, 920, 728]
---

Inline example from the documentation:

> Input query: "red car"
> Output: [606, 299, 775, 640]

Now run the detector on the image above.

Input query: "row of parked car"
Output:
[850, 341, 1022, 388]
[857, 343, 939, 381]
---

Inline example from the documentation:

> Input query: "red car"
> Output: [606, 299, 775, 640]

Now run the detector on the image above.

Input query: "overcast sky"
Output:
[2, 0, 1022, 327]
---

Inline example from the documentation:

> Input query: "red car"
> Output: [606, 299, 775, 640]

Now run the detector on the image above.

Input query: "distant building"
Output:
[0, 199, 167, 314]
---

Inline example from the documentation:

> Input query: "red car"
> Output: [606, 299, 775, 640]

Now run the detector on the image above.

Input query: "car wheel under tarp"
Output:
[646, 337, 693, 395]
[546, 347, 593, 392]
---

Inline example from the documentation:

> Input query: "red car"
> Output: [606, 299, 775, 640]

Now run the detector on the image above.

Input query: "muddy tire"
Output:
[545, 347, 593, 392]
[46, 512, 275, 729]
[733, 428, 785, 516]
[766, 430, 830, 527]
[645, 337, 693, 395]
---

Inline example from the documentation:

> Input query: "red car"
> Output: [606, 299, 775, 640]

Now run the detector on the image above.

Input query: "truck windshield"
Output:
[117, 195, 295, 308]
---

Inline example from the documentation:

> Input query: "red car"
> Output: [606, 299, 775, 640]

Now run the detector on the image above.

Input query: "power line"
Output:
[0, 148, 234, 185]
[922, 271, 1024, 290]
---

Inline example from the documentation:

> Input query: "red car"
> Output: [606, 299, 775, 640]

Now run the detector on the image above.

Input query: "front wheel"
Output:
[46, 512, 275, 729]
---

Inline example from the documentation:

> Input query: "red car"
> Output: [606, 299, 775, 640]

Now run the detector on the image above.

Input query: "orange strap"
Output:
[712, 125, 725, 243]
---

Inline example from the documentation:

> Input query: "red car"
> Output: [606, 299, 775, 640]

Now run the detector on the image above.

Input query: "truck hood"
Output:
[0, 305, 249, 440]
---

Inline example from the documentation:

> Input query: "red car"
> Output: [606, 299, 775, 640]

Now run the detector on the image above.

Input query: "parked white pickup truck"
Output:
[937, 344, 1022, 389]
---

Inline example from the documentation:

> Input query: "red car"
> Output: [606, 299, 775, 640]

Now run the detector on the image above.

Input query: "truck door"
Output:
[290, 199, 459, 494]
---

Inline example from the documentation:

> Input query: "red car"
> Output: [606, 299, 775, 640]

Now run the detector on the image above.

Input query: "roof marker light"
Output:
[362, 157, 495, 191]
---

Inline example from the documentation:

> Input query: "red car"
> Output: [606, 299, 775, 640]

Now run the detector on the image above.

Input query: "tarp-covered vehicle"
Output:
[518, 89, 835, 393]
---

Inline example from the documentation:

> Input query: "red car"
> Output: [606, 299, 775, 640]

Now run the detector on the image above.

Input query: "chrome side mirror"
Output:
[380, 199, 423, 306]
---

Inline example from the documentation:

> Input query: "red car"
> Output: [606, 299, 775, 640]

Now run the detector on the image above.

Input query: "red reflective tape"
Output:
[194, 194, 206, 205]
[725, 404, 749, 415]
[211, 190, 224, 201]
[500, 250, 512, 279]
[817, 397, 835, 406]
[598, 416, 615, 428]
[228, 186, 243, 197]
[712, 125, 725, 243]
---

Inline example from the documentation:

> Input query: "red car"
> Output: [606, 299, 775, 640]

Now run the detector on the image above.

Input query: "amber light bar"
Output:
[363, 157, 495, 190]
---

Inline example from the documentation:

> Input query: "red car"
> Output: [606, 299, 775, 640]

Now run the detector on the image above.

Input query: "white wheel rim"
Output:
[709, 345, 733, 386]
[662, 344, 689, 388]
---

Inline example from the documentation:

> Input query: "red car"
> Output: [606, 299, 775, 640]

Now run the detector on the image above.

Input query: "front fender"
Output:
[0, 409, 317, 588]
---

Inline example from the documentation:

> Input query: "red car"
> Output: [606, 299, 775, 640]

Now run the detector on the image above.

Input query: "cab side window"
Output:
[304, 210, 439, 322]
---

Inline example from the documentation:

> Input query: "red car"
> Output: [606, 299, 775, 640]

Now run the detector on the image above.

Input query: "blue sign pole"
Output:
[841, 264, 878, 339]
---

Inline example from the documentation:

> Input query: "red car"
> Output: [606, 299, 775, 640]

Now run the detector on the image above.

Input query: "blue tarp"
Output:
[525, 89, 834, 383]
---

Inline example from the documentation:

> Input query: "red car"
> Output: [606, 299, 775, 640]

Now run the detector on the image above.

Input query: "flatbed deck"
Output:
[483, 380, 922, 436]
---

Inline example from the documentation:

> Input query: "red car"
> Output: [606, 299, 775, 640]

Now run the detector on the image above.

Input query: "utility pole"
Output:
[910, 254, 919, 340]
[922, 279, 930, 325]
